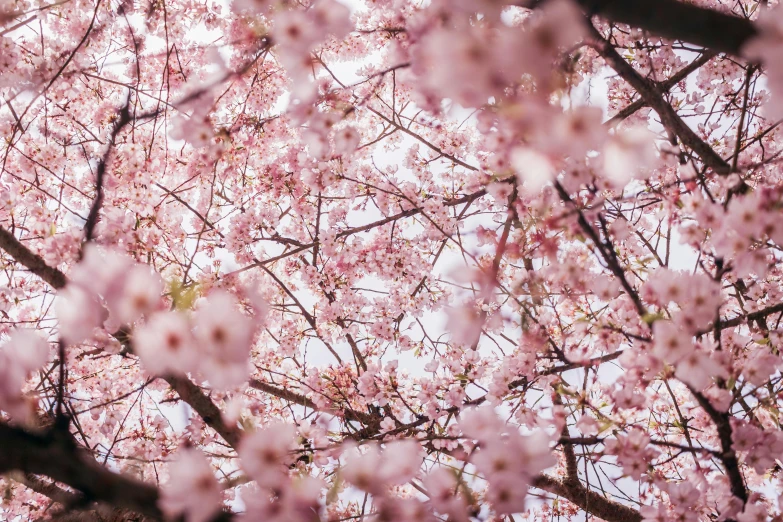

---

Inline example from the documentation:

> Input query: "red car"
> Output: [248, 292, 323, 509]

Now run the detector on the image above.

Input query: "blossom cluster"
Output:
[2, 0, 783, 521]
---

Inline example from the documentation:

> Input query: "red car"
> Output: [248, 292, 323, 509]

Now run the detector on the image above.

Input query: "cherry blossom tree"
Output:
[2, 0, 783, 520]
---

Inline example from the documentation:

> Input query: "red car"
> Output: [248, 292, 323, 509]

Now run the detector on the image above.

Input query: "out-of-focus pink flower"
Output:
[239, 422, 299, 489]
[342, 440, 424, 494]
[193, 290, 254, 390]
[743, 4, 783, 119]
[134, 311, 197, 377]
[511, 147, 555, 194]
[652, 320, 693, 364]
[0, 330, 50, 421]
[56, 285, 106, 345]
[159, 447, 222, 522]
[105, 264, 163, 325]
[603, 128, 657, 185]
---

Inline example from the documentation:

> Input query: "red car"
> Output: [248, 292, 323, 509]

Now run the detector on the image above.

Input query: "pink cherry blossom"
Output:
[134, 311, 197, 377]
[193, 290, 255, 389]
[0, 330, 49, 421]
[239, 422, 299, 489]
[342, 439, 424, 494]
[159, 447, 223, 522]
[56, 285, 106, 345]
[1, 1, 782, 521]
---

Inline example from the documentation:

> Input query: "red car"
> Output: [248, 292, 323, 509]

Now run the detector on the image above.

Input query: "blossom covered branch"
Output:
[3, 0, 783, 521]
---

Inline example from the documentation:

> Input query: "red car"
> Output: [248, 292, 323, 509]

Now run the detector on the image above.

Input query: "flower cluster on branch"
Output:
[1, 0, 783, 521]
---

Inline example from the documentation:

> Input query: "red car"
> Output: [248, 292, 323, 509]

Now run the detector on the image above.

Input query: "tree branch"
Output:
[578, 0, 756, 56]
[0, 229, 242, 450]
[607, 50, 718, 125]
[0, 422, 163, 519]
[589, 25, 732, 175]
[532, 474, 643, 522]
[0, 226, 67, 289]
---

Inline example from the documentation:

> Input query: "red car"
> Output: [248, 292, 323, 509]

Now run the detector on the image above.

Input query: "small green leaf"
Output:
[642, 312, 664, 326]
[168, 279, 200, 311]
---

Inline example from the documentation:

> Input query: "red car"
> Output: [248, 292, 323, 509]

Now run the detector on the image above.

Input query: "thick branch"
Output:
[718, 301, 783, 330]
[578, 0, 757, 56]
[20, 473, 81, 505]
[21, 474, 149, 522]
[608, 51, 718, 125]
[165, 375, 242, 448]
[589, 26, 732, 175]
[1, 421, 234, 521]
[691, 390, 748, 505]
[533, 474, 643, 522]
[0, 227, 67, 289]
[0, 423, 162, 519]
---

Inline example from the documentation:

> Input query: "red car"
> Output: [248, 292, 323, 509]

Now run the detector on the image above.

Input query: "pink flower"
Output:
[576, 415, 599, 436]
[743, 4, 783, 119]
[272, 1, 351, 79]
[549, 106, 606, 158]
[473, 429, 556, 514]
[379, 440, 425, 485]
[310, 0, 352, 40]
[104, 264, 163, 325]
[674, 350, 727, 392]
[517, 0, 587, 83]
[239, 422, 299, 489]
[412, 23, 525, 107]
[56, 285, 106, 344]
[486, 474, 528, 515]
[445, 304, 484, 348]
[159, 448, 222, 522]
[240, 476, 324, 522]
[341, 443, 384, 492]
[3, 329, 49, 374]
[458, 405, 507, 442]
[652, 320, 693, 364]
[170, 114, 214, 149]
[0, 330, 49, 421]
[380, 416, 395, 432]
[333, 126, 361, 156]
[342, 440, 424, 494]
[736, 502, 770, 522]
[134, 311, 197, 377]
[742, 349, 783, 387]
[604, 429, 656, 480]
[602, 128, 657, 185]
[193, 290, 254, 390]
[231, 0, 272, 14]
[512, 147, 556, 194]
[273, 10, 317, 56]
[423, 468, 468, 522]
[70, 245, 133, 297]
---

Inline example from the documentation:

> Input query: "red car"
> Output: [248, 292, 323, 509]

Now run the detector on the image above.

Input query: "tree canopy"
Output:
[1, 0, 783, 521]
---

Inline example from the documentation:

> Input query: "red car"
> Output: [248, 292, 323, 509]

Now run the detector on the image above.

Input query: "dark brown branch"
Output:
[0, 421, 235, 521]
[81, 99, 132, 250]
[718, 301, 783, 330]
[164, 375, 242, 448]
[248, 378, 376, 425]
[533, 474, 643, 522]
[0, 422, 163, 519]
[578, 0, 757, 57]
[608, 51, 718, 125]
[0, 227, 67, 289]
[690, 390, 748, 505]
[589, 25, 732, 175]
[554, 181, 647, 316]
